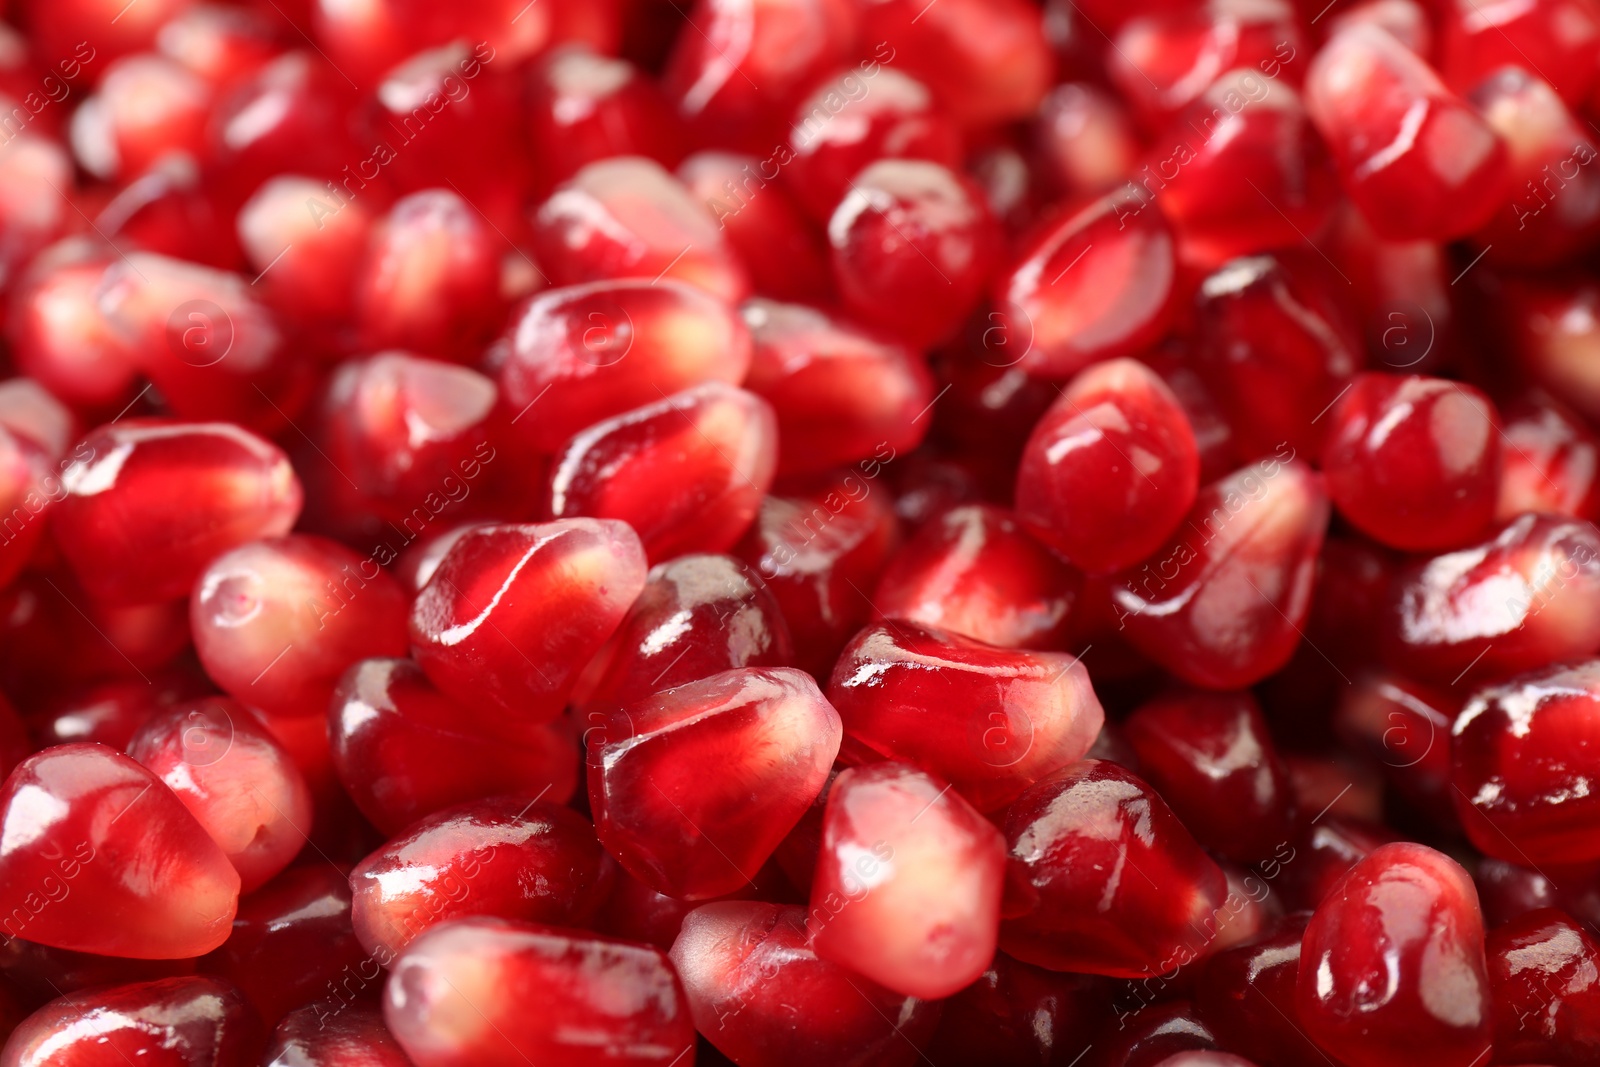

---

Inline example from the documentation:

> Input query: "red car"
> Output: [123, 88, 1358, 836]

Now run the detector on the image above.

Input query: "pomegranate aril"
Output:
[543, 382, 778, 562]
[235, 175, 373, 335]
[533, 155, 751, 303]
[1112, 458, 1330, 690]
[1440, 0, 1600, 107]
[1092, 1001, 1223, 1067]
[1033, 83, 1140, 200]
[330, 657, 578, 836]
[928, 953, 1108, 1067]
[1273, 816, 1397, 912]
[408, 518, 646, 732]
[1333, 671, 1458, 829]
[670, 900, 942, 1067]
[587, 667, 840, 899]
[1383, 513, 1600, 683]
[49, 418, 300, 605]
[264, 1007, 414, 1067]
[350, 797, 612, 961]
[994, 191, 1178, 380]
[1306, 23, 1510, 240]
[155, 5, 285, 91]
[871, 503, 1080, 650]
[7, 241, 138, 410]
[68, 53, 210, 184]
[1001, 759, 1230, 978]
[127, 699, 311, 893]
[0, 743, 239, 959]
[493, 278, 753, 455]
[827, 159, 1001, 349]
[0, 976, 262, 1066]
[678, 153, 833, 304]
[528, 47, 686, 194]
[1195, 915, 1326, 1067]
[828, 621, 1103, 812]
[200, 865, 369, 1029]
[1015, 357, 1200, 574]
[20, 0, 187, 83]
[1486, 907, 1600, 1066]
[1295, 841, 1491, 1067]
[574, 553, 793, 713]
[1477, 856, 1600, 932]
[1123, 689, 1294, 865]
[0, 137, 72, 298]
[1497, 393, 1600, 521]
[809, 761, 1003, 999]
[384, 916, 695, 1067]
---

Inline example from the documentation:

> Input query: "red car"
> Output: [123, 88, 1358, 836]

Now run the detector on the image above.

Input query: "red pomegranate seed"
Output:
[871, 503, 1080, 649]
[574, 553, 794, 713]
[1091, 999, 1221, 1066]
[1112, 458, 1330, 690]
[740, 298, 933, 478]
[20, 0, 190, 80]
[855, 0, 1052, 127]
[587, 667, 840, 899]
[69, 54, 210, 185]
[1305, 23, 1509, 240]
[0, 743, 239, 958]
[929, 953, 1108, 1067]
[785, 67, 963, 222]
[809, 761, 1004, 999]
[51, 418, 302, 605]
[1499, 275, 1600, 425]
[1333, 671, 1458, 829]
[1000, 759, 1230, 978]
[1033, 83, 1140, 200]
[544, 382, 778, 562]
[827, 159, 1000, 349]
[201, 865, 370, 1029]
[828, 621, 1102, 811]
[1295, 841, 1491, 1067]
[191, 535, 408, 717]
[350, 797, 613, 961]
[533, 156, 751, 303]
[0, 137, 71, 297]
[678, 154, 833, 304]
[1383, 513, 1600, 684]
[995, 192, 1179, 380]
[1274, 816, 1397, 912]
[494, 279, 753, 455]
[1497, 393, 1600, 521]
[669, 900, 942, 1067]
[1123, 689, 1295, 864]
[528, 47, 686, 194]
[236, 175, 374, 335]
[1486, 907, 1600, 1065]
[7, 241, 138, 410]
[1453, 658, 1600, 865]
[1195, 915, 1328, 1067]
[155, 5, 284, 92]
[384, 916, 695, 1067]
[329, 658, 577, 836]
[1439, 0, 1600, 106]
[127, 698, 311, 893]
[1015, 357, 1200, 574]
[407, 519, 647, 732]
[1322, 373, 1501, 550]
[0, 976, 262, 1065]
[264, 1007, 414, 1067]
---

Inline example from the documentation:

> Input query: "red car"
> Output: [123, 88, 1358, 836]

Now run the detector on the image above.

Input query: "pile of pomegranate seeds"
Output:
[10, 0, 1600, 1065]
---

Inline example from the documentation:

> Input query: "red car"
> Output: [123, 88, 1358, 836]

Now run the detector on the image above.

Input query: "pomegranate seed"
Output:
[574, 553, 794, 713]
[855, 0, 1052, 127]
[1383, 513, 1600, 683]
[740, 299, 933, 478]
[669, 900, 941, 1067]
[828, 621, 1103, 812]
[20, 0, 188, 80]
[1295, 841, 1491, 1067]
[51, 418, 302, 605]
[1306, 23, 1510, 240]
[827, 159, 1001, 349]
[678, 154, 833, 304]
[236, 175, 374, 335]
[533, 156, 751, 303]
[264, 1007, 414, 1067]
[529, 47, 686, 194]
[1333, 671, 1458, 829]
[1124, 690, 1295, 864]
[1000, 759, 1230, 978]
[0, 743, 240, 958]
[1195, 915, 1327, 1067]
[929, 953, 1108, 1066]
[407, 518, 647, 732]
[384, 916, 695, 1067]
[7, 241, 139, 410]
[1092, 999, 1221, 1066]
[544, 382, 778, 562]
[1478, 856, 1600, 934]
[1485, 907, 1600, 1065]
[155, 5, 284, 92]
[330, 657, 578, 836]
[1033, 83, 1140, 200]
[1015, 357, 1200, 574]
[127, 698, 311, 892]
[350, 797, 613, 961]
[494, 279, 752, 455]
[809, 761, 1004, 999]
[200, 865, 369, 1028]
[1497, 393, 1600, 521]
[994, 192, 1179, 380]
[0, 976, 262, 1064]
[587, 667, 840, 899]
[69, 54, 210, 185]
[871, 503, 1081, 649]
[1274, 816, 1398, 911]
[1112, 458, 1330, 690]
[1440, 0, 1600, 107]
